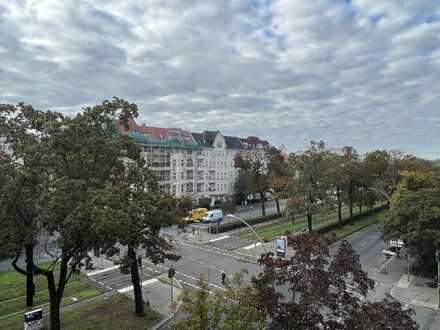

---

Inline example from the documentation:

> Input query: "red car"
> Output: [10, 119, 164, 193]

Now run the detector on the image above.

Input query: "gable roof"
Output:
[190, 131, 219, 148]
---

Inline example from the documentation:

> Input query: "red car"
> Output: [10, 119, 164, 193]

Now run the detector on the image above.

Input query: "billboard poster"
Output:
[24, 308, 43, 330]
[276, 236, 287, 257]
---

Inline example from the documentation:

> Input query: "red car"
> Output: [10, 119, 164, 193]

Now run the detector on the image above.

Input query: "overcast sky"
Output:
[1, 1, 439, 158]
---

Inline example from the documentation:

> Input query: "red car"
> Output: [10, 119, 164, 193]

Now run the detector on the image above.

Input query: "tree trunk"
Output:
[336, 187, 342, 223]
[25, 243, 35, 307]
[128, 247, 145, 317]
[260, 193, 266, 216]
[359, 203, 362, 215]
[46, 271, 61, 330]
[291, 213, 295, 226]
[275, 198, 280, 214]
[307, 213, 313, 233]
[348, 185, 353, 224]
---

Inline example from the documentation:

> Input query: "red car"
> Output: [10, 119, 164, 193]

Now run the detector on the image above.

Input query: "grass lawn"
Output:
[0, 263, 103, 327]
[239, 205, 353, 241]
[325, 210, 387, 241]
[239, 204, 384, 241]
[0, 293, 162, 330]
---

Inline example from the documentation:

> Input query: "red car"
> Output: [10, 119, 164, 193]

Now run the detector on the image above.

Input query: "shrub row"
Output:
[214, 212, 283, 234]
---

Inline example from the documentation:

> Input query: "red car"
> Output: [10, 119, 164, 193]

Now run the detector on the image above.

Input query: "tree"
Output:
[0, 103, 54, 307]
[233, 170, 250, 205]
[288, 140, 331, 232]
[216, 194, 236, 213]
[234, 152, 270, 216]
[383, 169, 440, 273]
[0, 154, 42, 307]
[0, 99, 139, 330]
[251, 233, 418, 329]
[94, 159, 180, 316]
[173, 271, 265, 330]
[266, 146, 290, 214]
[326, 153, 345, 223]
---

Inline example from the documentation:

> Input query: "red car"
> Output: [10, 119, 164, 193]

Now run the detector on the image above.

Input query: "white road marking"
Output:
[208, 235, 230, 242]
[178, 240, 258, 264]
[378, 255, 395, 272]
[117, 278, 159, 293]
[243, 242, 262, 250]
[86, 265, 119, 276]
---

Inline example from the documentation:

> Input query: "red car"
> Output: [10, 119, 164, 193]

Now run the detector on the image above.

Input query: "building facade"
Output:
[118, 119, 268, 203]
[0, 126, 11, 155]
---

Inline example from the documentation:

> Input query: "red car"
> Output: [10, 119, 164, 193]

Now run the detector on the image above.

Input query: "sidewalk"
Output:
[84, 255, 183, 329]
[390, 274, 440, 311]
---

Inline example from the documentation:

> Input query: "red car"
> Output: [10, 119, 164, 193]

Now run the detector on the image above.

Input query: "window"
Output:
[181, 185, 184, 193]
[173, 159, 176, 166]
[181, 159, 184, 167]
[172, 185, 176, 194]
[181, 172, 184, 179]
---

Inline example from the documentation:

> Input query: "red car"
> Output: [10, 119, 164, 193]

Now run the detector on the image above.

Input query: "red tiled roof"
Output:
[117, 118, 171, 139]
[244, 136, 269, 147]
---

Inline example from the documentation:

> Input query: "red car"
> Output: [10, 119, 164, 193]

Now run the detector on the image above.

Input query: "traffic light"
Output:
[168, 267, 175, 279]
[221, 272, 226, 285]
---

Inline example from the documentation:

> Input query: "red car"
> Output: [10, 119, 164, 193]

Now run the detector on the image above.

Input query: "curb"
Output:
[149, 277, 184, 330]
[388, 283, 440, 312]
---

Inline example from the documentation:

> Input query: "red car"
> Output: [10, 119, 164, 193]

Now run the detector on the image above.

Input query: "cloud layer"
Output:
[1, 0, 439, 157]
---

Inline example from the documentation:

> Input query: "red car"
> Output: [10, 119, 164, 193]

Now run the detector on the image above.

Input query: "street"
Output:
[86, 223, 440, 329]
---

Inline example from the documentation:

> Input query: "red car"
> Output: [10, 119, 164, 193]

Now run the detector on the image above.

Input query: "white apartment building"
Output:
[118, 119, 268, 203]
[0, 126, 11, 155]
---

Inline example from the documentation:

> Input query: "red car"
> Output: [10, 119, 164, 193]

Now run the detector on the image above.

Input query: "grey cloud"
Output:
[0, 0, 439, 158]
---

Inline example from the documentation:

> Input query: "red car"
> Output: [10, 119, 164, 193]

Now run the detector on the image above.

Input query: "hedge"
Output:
[211, 212, 283, 234]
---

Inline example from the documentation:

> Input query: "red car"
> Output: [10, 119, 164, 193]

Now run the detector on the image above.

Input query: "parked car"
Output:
[202, 209, 223, 223]
[382, 240, 404, 257]
[382, 246, 402, 257]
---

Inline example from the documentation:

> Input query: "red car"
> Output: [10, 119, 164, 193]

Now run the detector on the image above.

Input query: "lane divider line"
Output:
[86, 265, 119, 277]
[117, 278, 159, 293]
[208, 235, 230, 242]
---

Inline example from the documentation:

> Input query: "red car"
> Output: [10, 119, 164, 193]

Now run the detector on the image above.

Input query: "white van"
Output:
[202, 209, 223, 223]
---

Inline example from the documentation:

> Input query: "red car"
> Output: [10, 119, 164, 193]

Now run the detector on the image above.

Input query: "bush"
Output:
[214, 212, 283, 234]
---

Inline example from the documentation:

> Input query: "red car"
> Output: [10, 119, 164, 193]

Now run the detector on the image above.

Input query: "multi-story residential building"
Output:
[0, 126, 11, 155]
[117, 119, 268, 203]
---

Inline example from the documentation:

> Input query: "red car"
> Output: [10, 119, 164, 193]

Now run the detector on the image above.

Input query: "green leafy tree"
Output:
[94, 159, 180, 316]
[233, 170, 250, 205]
[0, 103, 55, 307]
[265, 146, 290, 213]
[0, 99, 139, 330]
[383, 169, 440, 273]
[288, 140, 331, 232]
[173, 271, 265, 330]
[234, 152, 270, 216]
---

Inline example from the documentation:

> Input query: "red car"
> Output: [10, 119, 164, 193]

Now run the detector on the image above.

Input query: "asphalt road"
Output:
[5, 222, 436, 329]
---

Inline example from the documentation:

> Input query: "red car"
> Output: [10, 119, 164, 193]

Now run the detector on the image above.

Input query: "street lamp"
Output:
[227, 214, 268, 254]
[368, 187, 391, 204]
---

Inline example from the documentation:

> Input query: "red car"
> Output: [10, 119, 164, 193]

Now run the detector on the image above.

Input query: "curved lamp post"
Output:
[227, 214, 269, 254]
[368, 187, 391, 204]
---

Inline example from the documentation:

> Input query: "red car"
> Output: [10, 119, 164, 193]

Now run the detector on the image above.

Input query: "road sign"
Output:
[276, 236, 287, 257]
[24, 308, 43, 330]
[168, 267, 175, 279]
[221, 272, 226, 285]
